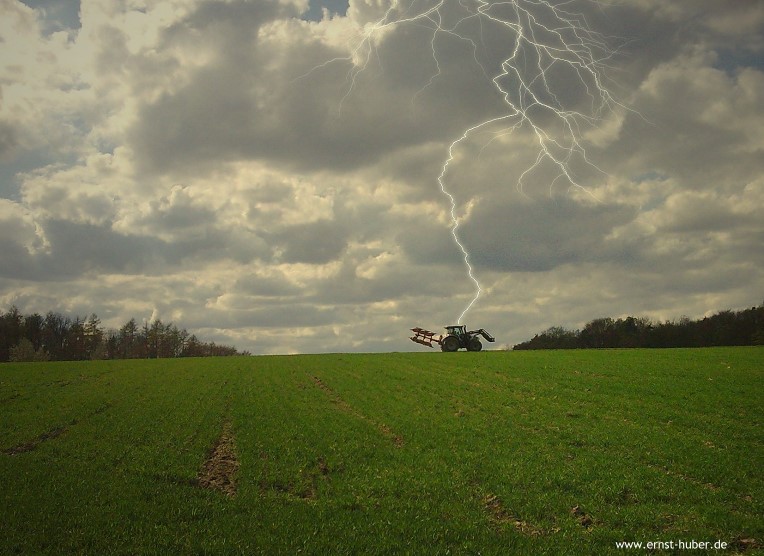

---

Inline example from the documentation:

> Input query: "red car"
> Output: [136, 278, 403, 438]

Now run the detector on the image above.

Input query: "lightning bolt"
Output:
[303, 0, 627, 324]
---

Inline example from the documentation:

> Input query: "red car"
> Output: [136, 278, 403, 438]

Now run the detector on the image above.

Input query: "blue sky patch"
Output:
[302, 0, 349, 22]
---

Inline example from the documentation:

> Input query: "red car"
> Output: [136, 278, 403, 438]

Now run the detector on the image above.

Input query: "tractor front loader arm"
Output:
[468, 329, 495, 342]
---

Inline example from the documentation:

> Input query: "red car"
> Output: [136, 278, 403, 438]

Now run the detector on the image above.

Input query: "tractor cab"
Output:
[445, 325, 467, 338]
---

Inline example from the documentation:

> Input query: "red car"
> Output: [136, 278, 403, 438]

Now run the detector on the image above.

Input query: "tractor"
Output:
[410, 325, 495, 352]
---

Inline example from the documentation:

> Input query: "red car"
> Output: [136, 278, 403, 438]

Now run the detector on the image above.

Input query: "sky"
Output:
[0, 0, 762, 354]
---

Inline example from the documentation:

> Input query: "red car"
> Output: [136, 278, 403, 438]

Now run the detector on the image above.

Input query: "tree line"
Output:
[513, 303, 764, 350]
[0, 307, 249, 362]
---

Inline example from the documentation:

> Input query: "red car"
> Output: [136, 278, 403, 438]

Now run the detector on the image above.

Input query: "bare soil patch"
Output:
[482, 493, 546, 536]
[197, 420, 239, 497]
[0, 393, 21, 404]
[258, 454, 331, 501]
[732, 537, 759, 552]
[570, 505, 594, 529]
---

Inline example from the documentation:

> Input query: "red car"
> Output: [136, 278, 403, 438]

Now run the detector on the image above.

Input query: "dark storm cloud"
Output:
[0, 219, 168, 281]
[657, 194, 760, 235]
[0, 216, 271, 282]
[130, 186, 219, 234]
[162, 0, 286, 48]
[0, 121, 18, 159]
[459, 196, 637, 272]
[0, 241, 38, 281]
[183, 300, 339, 329]
[609, 68, 764, 191]
[120, 185, 274, 264]
[128, 0, 508, 177]
[307, 256, 446, 305]
[41, 219, 178, 277]
[273, 219, 348, 264]
[233, 273, 300, 297]
[396, 218, 467, 267]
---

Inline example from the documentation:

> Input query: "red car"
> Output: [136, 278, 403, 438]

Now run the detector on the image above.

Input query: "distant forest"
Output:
[513, 303, 764, 350]
[0, 307, 249, 362]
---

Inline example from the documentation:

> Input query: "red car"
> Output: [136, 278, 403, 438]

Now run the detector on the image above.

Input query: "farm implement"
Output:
[410, 325, 495, 352]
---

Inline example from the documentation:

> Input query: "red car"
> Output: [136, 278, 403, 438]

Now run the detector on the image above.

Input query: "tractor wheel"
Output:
[468, 337, 482, 352]
[441, 335, 460, 352]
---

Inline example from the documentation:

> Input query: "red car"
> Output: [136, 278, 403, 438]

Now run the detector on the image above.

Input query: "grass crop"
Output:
[1, 348, 762, 554]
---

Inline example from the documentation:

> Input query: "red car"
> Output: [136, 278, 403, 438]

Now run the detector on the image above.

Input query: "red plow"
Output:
[410, 327, 443, 348]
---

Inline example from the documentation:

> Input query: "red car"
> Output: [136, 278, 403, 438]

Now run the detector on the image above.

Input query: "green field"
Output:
[1, 348, 762, 555]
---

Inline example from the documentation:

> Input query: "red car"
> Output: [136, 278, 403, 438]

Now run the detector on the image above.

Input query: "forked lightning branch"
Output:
[308, 0, 625, 323]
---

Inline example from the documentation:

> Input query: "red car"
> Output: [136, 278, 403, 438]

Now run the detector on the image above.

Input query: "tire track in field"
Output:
[501, 407, 729, 495]
[542, 416, 726, 495]
[197, 418, 239, 497]
[646, 463, 721, 492]
[2, 402, 112, 455]
[1, 368, 119, 406]
[479, 489, 596, 535]
[0, 393, 21, 404]
[258, 453, 331, 501]
[310, 376, 404, 448]
[3, 424, 71, 455]
[481, 492, 548, 535]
